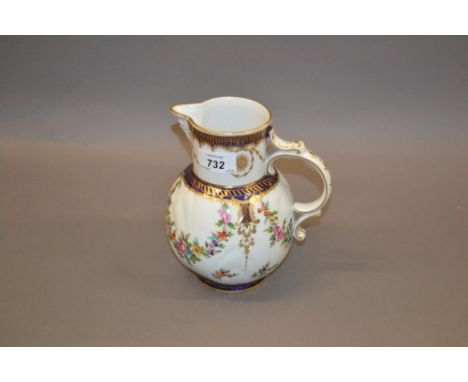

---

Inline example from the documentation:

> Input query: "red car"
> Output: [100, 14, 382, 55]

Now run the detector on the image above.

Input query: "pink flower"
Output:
[273, 225, 285, 241]
[277, 231, 285, 241]
[218, 209, 232, 226]
[177, 240, 188, 255]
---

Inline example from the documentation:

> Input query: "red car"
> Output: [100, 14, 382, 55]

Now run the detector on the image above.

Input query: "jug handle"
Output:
[265, 128, 332, 241]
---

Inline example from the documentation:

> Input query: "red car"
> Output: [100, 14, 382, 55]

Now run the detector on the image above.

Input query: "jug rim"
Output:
[170, 96, 272, 136]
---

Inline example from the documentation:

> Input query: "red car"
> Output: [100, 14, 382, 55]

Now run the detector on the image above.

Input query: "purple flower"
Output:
[205, 240, 221, 256]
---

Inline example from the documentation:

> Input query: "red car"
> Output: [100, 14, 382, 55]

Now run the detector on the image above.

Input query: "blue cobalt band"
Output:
[190, 125, 272, 148]
[198, 276, 265, 292]
[183, 164, 278, 201]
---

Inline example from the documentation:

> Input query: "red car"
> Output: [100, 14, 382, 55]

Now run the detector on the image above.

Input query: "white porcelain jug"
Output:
[167, 96, 332, 292]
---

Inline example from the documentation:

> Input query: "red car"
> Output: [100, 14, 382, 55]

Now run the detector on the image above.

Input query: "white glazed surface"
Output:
[166, 170, 295, 285]
[191, 138, 268, 186]
[169, 96, 332, 287]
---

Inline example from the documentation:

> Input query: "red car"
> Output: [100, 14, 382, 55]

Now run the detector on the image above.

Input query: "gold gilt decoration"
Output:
[183, 165, 278, 201]
[231, 147, 265, 178]
[191, 125, 272, 148]
[236, 154, 249, 172]
[237, 199, 260, 269]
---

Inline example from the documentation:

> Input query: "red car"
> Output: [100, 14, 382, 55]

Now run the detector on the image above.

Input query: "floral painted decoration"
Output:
[257, 201, 293, 248]
[166, 200, 236, 265]
[252, 262, 278, 278]
[211, 268, 238, 280]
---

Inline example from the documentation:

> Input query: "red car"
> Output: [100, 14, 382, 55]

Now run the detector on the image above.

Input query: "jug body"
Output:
[166, 97, 332, 292]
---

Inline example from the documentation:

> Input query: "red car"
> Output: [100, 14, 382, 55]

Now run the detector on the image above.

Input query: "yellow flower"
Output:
[191, 244, 204, 258]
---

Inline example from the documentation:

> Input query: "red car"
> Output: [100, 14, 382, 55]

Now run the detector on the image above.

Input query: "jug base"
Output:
[197, 275, 266, 293]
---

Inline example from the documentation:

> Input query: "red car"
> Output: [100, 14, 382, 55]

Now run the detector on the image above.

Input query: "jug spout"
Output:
[170, 102, 201, 142]
[170, 103, 199, 120]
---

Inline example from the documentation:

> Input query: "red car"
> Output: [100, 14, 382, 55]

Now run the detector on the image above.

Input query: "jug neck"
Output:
[188, 124, 272, 187]
[171, 97, 273, 187]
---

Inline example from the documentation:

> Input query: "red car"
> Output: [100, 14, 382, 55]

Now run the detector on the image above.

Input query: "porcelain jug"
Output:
[166, 96, 332, 292]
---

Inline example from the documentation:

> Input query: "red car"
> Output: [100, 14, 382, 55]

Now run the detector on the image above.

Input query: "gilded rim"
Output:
[183, 164, 278, 201]
[170, 96, 273, 136]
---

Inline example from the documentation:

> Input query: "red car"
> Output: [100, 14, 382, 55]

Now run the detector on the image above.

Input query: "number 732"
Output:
[207, 159, 225, 169]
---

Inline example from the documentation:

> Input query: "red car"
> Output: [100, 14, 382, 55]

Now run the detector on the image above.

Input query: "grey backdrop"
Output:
[1, 36, 467, 345]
